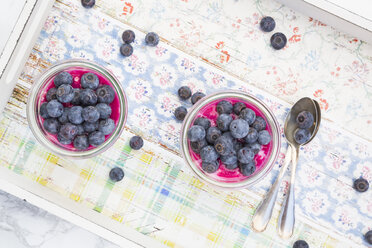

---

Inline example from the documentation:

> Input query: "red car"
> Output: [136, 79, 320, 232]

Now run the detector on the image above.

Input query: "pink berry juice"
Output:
[188, 98, 274, 183]
[38, 66, 121, 151]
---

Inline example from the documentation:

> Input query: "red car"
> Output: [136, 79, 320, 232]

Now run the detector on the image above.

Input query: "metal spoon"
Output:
[277, 98, 320, 239]
[251, 98, 320, 234]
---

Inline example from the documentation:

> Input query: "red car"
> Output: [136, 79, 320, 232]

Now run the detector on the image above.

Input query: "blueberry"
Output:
[81, 0, 95, 8]
[223, 161, 238, 170]
[190, 139, 208, 154]
[56, 84, 74, 103]
[191, 92, 205, 105]
[233, 102, 246, 115]
[120, 44, 133, 57]
[365, 230, 372, 245]
[43, 118, 60, 134]
[83, 121, 98, 133]
[46, 88, 57, 101]
[109, 167, 124, 182]
[221, 152, 238, 168]
[40, 103, 49, 119]
[296, 111, 314, 129]
[292, 240, 309, 248]
[58, 107, 70, 124]
[239, 108, 256, 125]
[258, 130, 271, 145]
[239, 161, 256, 176]
[99, 118, 115, 135]
[89, 131, 105, 147]
[96, 103, 112, 119]
[46, 100, 64, 118]
[260, 16, 276, 32]
[238, 147, 255, 163]
[73, 135, 89, 150]
[178, 86, 192, 100]
[145, 32, 159, 46]
[233, 141, 243, 152]
[80, 89, 98, 106]
[206, 126, 222, 144]
[59, 123, 78, 140]
[96, 85, 115, 104]
[216, 114, 233, 132]
[229, 119, 249, 139]
[57, 134, 72, 145]
[194, 117, 211, 130]
[174, 106, 188, 121]
[77, 124, 85, 135]
[68, 106, 84, 125]
[129, 136, 144, 150]
[54, 71, 73, 87]
[252, 116, 266, 131]
[245, 128, 258, 144]
[81, 73, 99, 90]
[122, 30, 135, 44]
[214, 136, 233, 156]
[200, 146, 219, 163]
[70, 88, 81, 105]
[294, 128, 311, 144]
[246, 142, 262, 155]
[82, 106, 100, 123]
[216, 100, 233, 114]
[202, 160, 219, 174]
[187, 125, 206, 142]
[353, 178, 369, 193]
[270, 32, 287, 50]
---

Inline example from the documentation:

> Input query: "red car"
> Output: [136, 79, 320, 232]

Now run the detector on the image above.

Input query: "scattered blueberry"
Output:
[81, 73, 99, 90]
[130, 136, 144, 150]
[296, 111, 314, 129]
[239, 161, 256, 176]
[191, 92, 205, 105]
[122, 30, 135, 44]
[353, 178, 369, 193]
[88, 131, 105, 147]
[178, 86, 192, 100]
[270, 32, 287, 50]
[46, 88, 57, 101]
[57, 134, 72, 145]
[217, 114, 233, 132]
[120, 43, 133, 57]
[229, 119, 249, 139]
[109, 167, 125, 182]
[43, 118, 60, 134]
[252, 116, 266, 131]
[214, 136, 233, 156]
[99, 118, 115, 135]
[96, 85, 115, 104]
[292, 240, 309, 248]
[54, 71, 73, 87]
[59, 123, 78, 140]
[56, 84, 74, 103]
[81, 0, 95, 8]
[206, 127, 222, 144]
[174, 106, 188, 121]
[237, 147, 255, 163]
[260, 16, 276, 32]
[190, 139, 208, 154]
[364, 230, 372, 245]
[246, 142, 261, 155]
[46, 100, 64, 118]
[294, 128, 311, 144]
[194, 117, 211, 130]
[96, 103, 112, 119]
[73, 135, 89, 150]
[40, 103, 49, 119]
[145, 32, 159, 46]
[71, 88, 81, 105]
[58, 107, 70, 124]
[68, 106, 84, 125]
[239, 108, 256, 125]
[82, 106, 100, 123]
[83, 121, 98, 133]
[258, 130, 271, 145]
[233, 102, 246, 115]
[80, 89, 98, 106]
[202, 160, 219, 174]
[77, 124, 85, 135]
[217, 100, 233, 114]
[245, 128, 258, 144]
[200, 146, 219, 163]
[187, 125, 206, 142]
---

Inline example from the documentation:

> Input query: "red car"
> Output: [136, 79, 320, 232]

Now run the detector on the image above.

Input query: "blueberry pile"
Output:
[187, 100, 271, 176]
[41, 71, 116, 150]
[260, 16, 287, 50]
[120, 30, 160, 57]
[293, 111, 314, 144]
[174, 86, 206, 121]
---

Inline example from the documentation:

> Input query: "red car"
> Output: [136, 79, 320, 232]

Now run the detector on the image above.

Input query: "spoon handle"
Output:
[277, 144, 299, 239]
[251, 146, 292, 232]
